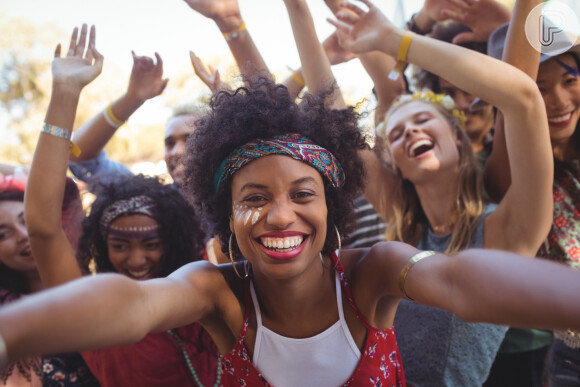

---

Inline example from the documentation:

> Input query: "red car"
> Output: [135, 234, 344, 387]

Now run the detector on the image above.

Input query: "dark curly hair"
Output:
[77, 174, 205, 276]
[184, 78, 368, 259]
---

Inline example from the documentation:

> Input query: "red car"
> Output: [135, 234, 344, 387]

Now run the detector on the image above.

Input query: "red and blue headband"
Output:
[213, 134, 345, 192]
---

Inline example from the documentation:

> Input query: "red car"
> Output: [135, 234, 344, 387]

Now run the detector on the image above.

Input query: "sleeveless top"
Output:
[219, 252, 406, 386]
[395, 204, 508, 387]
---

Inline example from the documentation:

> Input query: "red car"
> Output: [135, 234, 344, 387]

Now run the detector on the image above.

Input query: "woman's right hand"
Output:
[51, 24, 103, 94]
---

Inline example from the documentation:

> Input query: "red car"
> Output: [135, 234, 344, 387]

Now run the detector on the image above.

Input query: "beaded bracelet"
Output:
[222, 22, 247, 41]
[103, 103, 125, 128]
[389, 32, 413, 81]
[398, 250, 436, 301]
[405, 13, 432, 36]
[41, 123, 82, 157]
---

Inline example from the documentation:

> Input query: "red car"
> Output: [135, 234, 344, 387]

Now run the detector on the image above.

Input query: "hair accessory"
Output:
[99, 195, 158, 239]
[398, 250, 436, 301]
[381, 91, 467, 137]
[222, 22, 247, 41]
[214, 133, 345, 192]
[41, 123, 82, 157]
[229, 233, 249, 280]
[389, 32, 413, 81]
[103, 103, 125, 128]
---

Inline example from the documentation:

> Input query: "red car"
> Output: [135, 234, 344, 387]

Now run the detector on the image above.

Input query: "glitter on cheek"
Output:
[243, 210, 252, 225]
[251, 210, 261, 225]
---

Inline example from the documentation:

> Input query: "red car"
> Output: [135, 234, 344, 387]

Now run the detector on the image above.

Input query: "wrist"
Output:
[215, 15, 244, 34]
[408, 10, 435, 35]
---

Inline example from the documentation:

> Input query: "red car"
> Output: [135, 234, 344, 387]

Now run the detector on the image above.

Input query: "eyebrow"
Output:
[239, 176, 319, 193]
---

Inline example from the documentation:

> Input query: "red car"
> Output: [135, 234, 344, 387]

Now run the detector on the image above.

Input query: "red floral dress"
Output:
[219, 253, 406, 386]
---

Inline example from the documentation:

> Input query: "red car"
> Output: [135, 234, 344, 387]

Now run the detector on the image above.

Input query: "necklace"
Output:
[167, 329, 222, 387]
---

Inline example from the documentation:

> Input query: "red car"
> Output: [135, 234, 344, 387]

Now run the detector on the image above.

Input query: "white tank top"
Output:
[250, 272, 361, 387]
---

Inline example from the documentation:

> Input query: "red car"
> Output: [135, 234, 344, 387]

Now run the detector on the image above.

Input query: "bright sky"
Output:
[0, 0, 423, 103]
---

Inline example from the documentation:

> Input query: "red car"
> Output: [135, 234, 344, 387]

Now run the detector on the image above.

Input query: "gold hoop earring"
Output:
[334, 225, 342, 264]
[229, 233, 249, 280]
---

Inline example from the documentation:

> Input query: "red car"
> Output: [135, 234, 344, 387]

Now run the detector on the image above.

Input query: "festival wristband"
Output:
[389, 32, 413, 81]
[222, 22, 247, 41]
[41, 123, 82, 157]
[103, 103, 125, 128]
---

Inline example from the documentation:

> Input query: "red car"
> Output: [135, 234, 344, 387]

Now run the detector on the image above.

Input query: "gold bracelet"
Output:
[389, 31, 413, 81]
[398, 250, 436, 301]
[291, 72, 305, 88]
[222, 22, 247, 41]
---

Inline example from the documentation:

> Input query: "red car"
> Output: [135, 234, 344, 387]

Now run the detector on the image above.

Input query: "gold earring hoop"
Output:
[335, 225, 342, 264]
[229, 233, 248, 280]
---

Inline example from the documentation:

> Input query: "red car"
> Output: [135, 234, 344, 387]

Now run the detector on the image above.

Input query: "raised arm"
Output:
[189, 50, 232, 93]
[484, 0, 542, 201]
[70, 51, 168, 162]
[332, 0, 553, 256]
[25, 24, 103, 287]
[183, 0, 271, 81]
[283, 0, 345, 108]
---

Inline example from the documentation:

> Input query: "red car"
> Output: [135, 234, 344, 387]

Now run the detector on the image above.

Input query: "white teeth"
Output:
[129, 269, 150, 278]
[548, 113, 571, 123]
[260, 236, 304, 250]
[409, 139, 433, 157]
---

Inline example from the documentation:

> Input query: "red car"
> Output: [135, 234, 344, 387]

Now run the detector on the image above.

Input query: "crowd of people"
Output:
[1, 0, 579, 386]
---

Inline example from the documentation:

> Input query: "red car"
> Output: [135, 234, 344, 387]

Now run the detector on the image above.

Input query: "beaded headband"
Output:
[384, 90, 467, 133]
[213, 133, 345, 192]
[99, 195, 158, 239]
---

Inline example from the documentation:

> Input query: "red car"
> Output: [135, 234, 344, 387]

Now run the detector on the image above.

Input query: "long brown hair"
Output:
[380, 99, 485, 254]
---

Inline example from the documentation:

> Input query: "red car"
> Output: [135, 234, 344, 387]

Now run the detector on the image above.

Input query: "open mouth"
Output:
[408, 139, 434, 157]
[259, 235, 305, 252]
[548, 112, 573, 127]
[127, 268, 154, 280]
[20, 247, 32, 258]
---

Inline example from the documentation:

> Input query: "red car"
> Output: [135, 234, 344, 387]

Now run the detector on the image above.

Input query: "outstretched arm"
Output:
[183, 0, 271, 81]
[70, 51, 168, 162]
[25, 24, 103, 287]
[189, 50, 232, 93]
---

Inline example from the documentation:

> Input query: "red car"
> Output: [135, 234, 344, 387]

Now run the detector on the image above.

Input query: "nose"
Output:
[404, 125, 420, 140]
[127, 247, 148, 266]
[15, 223, 29, 244]
[265, 200, 297, 229]
[454, 90, 475, 111]
[546, 86, 569, 111]
[172, 139, 186, 158]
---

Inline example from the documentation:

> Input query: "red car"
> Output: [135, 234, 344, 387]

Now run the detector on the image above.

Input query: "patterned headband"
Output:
[213, 133, 345, 192]
[99, 195, 158, 239]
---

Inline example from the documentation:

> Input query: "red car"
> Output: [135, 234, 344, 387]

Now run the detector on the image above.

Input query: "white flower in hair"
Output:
[441, 95, 456, 110]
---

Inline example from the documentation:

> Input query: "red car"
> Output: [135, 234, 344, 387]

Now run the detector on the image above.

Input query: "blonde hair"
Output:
[379, 95, 485, 254]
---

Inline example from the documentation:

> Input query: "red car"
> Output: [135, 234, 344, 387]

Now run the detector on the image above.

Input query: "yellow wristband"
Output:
[389, 32, 413, 81]
[291, 72, 305, 88]
[222, 22, 247, 41]
[104, 103, 125, 128]
[398, 250, 436, 301]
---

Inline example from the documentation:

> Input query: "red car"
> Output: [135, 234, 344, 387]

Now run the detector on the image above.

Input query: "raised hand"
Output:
[329, 0, 396, 55]
[182, 0, 242, 31]
[126, 52, 169, 103]
[189, 50, 232, 92]
[52, 24, 103, 92]
[323, 31, 357, 66]
[421, 0, 469, 23]
[441, 0, 511, 44]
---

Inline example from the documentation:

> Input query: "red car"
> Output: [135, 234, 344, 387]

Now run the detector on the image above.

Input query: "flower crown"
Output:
[383, 90, 467, 133]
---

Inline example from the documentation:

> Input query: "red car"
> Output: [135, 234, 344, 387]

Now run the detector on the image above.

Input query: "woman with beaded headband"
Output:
[317, 0, 554, 385]
[23, 25, 220, 387]
[2, 10, 580, 387]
